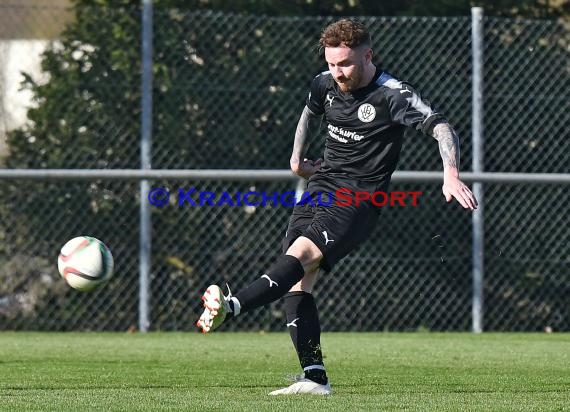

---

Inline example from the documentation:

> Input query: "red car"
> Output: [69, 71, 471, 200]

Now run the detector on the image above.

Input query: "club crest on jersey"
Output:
[357, 103, 376, 123]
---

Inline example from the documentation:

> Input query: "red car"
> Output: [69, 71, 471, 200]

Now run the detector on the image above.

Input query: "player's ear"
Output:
[364, 47, 373, 63]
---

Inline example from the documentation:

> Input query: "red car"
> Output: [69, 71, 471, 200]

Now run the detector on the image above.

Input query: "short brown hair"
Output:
[319, 19, 371, 49]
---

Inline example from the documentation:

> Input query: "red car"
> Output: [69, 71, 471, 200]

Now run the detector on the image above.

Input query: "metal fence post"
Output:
[139, 0, 153, 332]
[471, 7, 485, 333]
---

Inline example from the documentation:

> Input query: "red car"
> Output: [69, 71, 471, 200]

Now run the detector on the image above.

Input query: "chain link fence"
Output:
[0, 4, 568, 332]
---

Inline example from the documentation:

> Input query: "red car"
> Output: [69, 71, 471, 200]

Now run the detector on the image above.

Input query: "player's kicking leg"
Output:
[196, 253, 307, 333]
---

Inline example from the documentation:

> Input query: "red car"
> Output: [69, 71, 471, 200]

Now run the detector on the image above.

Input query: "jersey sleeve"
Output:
[305, 73, 327, 116]
[385, 82, 446, 135]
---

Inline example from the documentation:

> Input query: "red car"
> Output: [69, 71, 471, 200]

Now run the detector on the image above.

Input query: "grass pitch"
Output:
[0, 332, 568, 411]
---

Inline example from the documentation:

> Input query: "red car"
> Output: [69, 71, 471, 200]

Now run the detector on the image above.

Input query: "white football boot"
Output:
[196, 285, 231, 333]
[268, 378, 332, 395]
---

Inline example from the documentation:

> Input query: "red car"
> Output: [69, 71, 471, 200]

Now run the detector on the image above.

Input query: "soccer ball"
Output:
[57, 236, 114, 292]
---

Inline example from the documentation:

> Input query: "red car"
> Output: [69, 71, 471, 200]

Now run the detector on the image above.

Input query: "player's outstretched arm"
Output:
[432, 122, 478, 210]
[290, 106, 323, 179]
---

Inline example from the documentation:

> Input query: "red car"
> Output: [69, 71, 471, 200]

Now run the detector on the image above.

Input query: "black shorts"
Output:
[281, 175, 389, 273]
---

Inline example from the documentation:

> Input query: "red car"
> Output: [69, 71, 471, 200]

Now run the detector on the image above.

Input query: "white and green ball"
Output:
[57, 236, 114, 292]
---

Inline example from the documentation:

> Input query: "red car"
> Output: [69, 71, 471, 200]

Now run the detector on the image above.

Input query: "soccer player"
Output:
[197, 18, 478, 395]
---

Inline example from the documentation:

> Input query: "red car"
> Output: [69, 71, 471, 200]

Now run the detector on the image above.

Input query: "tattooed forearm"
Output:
[432, 122, 460, 171]
[290, 106, 322, 166]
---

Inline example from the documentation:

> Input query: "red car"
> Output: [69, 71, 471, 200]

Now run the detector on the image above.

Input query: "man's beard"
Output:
[337, 80, 352, 92]
[335, 67, 362, 92]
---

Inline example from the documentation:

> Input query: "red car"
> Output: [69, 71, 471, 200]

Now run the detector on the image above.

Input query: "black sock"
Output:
[234, 255, 305, 313]
[283, 291, 328, 385]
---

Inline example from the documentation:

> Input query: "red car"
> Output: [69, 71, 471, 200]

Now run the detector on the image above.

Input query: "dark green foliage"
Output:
[158, 0, 568, 18]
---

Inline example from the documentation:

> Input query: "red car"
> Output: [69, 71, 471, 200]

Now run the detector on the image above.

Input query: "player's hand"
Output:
[442, 173, 478, 210]
[291, 158, 322, 179]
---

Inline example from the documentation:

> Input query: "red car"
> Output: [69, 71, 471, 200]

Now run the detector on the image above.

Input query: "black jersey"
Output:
[306, 68, 446, 183]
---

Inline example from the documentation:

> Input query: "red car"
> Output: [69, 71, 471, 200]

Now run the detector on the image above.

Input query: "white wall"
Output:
[0, 39, 50, 156]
